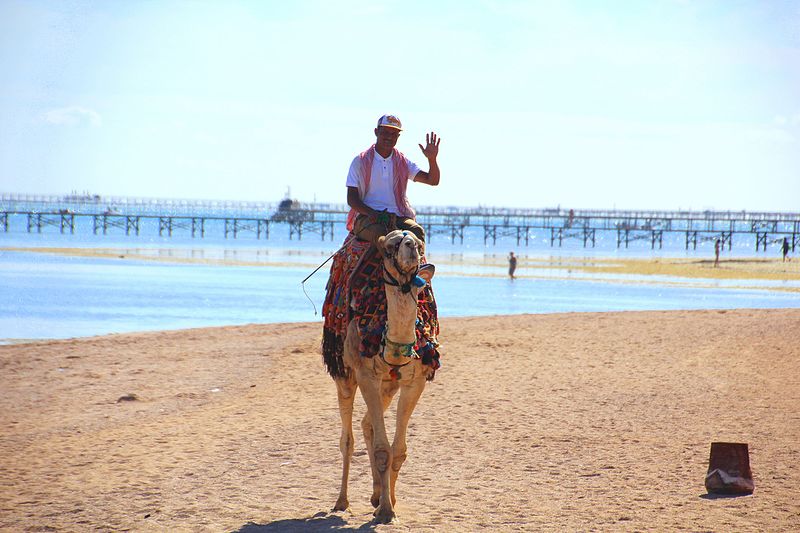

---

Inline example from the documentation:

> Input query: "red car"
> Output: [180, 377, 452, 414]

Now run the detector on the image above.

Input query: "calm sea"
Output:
[1, 216, 798, 342]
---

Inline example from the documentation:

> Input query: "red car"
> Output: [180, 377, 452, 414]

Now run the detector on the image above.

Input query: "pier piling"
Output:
[2, 198, 798, 251]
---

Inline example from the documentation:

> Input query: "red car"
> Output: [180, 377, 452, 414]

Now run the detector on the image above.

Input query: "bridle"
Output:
[379, 234, 423, 377]
[383, 261, 420, 294]
[381, 236, 421, 296]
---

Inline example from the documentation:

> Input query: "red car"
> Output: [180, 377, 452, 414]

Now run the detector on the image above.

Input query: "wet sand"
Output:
[2, 309, 799, 531]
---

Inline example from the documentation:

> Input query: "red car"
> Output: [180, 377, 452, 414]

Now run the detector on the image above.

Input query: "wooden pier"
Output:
[1, 193, 798, 252]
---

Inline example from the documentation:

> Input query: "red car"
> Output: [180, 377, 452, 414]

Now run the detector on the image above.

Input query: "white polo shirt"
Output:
[346, 150, 420, 215]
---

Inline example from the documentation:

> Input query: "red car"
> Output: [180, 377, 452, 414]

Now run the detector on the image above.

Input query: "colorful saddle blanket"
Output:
[322, 233, 441, 380]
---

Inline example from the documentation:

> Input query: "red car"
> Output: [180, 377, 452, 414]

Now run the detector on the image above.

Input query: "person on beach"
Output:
[508, 251, 518, 279]
[783, 237, 790, 262]
[345, 114, 441, 246]
[714, 238, 721, 267]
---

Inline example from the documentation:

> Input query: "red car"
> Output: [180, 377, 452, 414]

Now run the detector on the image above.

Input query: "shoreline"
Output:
[2, 309, 799, 531]
[5, 244, 800, 282]
[1, 296, 798, 345]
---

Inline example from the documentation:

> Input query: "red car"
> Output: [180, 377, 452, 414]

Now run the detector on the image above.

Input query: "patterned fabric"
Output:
[322, 233, 440, 380]
[345, 145, 415, 231]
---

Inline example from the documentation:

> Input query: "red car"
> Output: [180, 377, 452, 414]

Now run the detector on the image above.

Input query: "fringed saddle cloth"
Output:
[322, 234, 440, 380]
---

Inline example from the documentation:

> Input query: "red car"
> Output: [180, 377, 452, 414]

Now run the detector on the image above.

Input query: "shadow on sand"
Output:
[233, 511, 376, 532]
[699, 492, 752, 500]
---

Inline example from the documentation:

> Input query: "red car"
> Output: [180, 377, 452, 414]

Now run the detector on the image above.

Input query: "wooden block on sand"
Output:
[705, 442, 754, 495]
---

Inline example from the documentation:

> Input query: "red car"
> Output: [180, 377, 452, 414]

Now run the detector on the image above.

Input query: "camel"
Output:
[331, 229, 435, 523]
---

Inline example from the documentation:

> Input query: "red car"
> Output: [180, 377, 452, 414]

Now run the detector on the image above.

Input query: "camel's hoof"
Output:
[332, 498, 349, 512]
[372, 507, 396, 524]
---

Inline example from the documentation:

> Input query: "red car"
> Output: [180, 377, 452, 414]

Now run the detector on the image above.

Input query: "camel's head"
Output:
[378, 230, 423, 275]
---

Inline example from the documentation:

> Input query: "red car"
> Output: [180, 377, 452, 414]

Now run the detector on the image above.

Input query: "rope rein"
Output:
[300, 232, 360, 316]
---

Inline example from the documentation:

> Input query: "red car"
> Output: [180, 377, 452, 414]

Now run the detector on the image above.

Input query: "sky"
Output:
[1, 0, 799, 212]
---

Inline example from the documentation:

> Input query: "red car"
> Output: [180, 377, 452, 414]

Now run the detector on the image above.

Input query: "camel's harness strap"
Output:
[380, 326, 416, 380]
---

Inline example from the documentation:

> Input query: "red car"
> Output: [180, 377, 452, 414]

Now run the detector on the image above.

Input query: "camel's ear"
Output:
[377, 235, 390, 257]
[418, 264, 435, 283]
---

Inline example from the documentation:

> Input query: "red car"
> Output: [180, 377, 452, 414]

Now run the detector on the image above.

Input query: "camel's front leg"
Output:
[357, 367, 395, 523]
[362, 381, 398, 509]
[390, 372, 426, 506]
[333, 374, 357, 511]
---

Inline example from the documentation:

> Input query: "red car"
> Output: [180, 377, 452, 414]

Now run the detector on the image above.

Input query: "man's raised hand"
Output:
[419, 132, 440, 160]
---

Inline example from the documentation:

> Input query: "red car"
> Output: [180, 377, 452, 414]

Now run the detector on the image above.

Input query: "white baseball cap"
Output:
[376, 115, 402, 130]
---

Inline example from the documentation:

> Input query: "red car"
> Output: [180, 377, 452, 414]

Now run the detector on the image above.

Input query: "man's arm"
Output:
[413, 131, 441, 186]
[347, 187, 378, 218]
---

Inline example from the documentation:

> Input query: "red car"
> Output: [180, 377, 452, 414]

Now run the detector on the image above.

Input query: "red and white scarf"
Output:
[346, 145, 416, 231]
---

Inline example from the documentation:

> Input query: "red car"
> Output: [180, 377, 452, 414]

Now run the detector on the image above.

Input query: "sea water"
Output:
[1, 216, 798, 341]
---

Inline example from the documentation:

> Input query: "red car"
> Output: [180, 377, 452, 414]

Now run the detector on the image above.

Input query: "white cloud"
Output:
[41, 106, 102, 127]
[773, 112, 800, 128]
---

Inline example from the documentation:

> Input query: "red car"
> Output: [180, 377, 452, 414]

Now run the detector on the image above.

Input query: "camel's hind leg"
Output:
[390, 372, 426, 506]
[333, 373, 358, 511]
[362, 380, 398, 509]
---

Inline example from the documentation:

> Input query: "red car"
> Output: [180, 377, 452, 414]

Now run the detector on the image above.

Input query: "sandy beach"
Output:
[2, 309, 800, 532]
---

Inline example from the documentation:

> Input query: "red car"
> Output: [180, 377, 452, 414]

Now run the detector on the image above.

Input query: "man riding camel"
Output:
[345, 114, 441, 246]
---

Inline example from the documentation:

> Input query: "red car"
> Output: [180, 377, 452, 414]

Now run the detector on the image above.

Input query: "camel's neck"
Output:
[384, 285, 418, 345]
